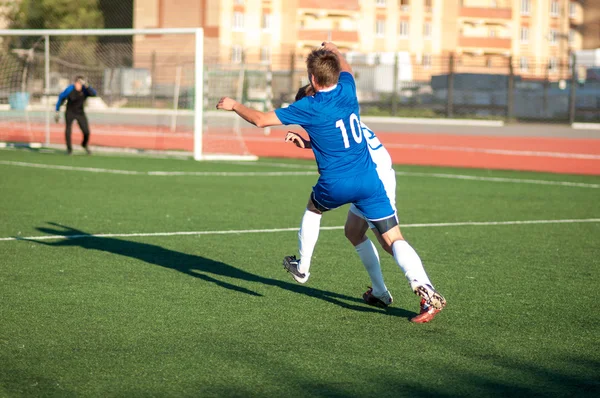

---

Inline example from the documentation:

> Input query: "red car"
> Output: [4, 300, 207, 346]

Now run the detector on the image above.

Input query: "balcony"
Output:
[458, 36, 511, 49]
[298, 29, 359, 42]
[460, 7, 512, 19]
[298, 0, 360, 11]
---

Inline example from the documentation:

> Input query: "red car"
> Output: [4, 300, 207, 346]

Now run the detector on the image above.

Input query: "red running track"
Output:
[2, 123, 600, 175]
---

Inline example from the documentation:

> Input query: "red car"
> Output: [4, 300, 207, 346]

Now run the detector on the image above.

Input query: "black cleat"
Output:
[363, 287, 393, 308]
[283, 255, 310, 284]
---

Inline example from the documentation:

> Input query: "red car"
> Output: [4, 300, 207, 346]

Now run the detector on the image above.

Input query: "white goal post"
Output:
[0, 28, 258, 161]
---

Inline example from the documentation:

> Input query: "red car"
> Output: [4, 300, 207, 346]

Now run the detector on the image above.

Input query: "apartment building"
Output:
[582, 0, 600, 49]
[133, 0, 594, 79]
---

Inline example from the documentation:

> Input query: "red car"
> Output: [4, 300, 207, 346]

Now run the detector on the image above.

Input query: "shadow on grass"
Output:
[28, 222, 415, 319]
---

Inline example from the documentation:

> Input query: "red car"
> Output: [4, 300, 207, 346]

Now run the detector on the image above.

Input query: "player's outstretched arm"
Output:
[216, 97, 282, 128]
[285, 131, 311, 149]
[322, 42, 352, 75]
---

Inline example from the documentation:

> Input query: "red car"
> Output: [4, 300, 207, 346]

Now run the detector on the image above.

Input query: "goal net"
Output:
[0, 28, 260, 160]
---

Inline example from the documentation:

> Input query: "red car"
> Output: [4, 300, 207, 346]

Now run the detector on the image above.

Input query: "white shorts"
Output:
[349, 167, 397, 229]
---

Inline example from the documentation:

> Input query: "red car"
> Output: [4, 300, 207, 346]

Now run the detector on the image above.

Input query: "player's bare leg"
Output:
[283, 196, 322, 284]
[377, 223, 446, 321]
[345, 211, 393, 307]
[370, 227, 393, 256]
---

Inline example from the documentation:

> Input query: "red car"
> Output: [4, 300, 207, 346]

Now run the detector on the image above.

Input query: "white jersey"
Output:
[361, 121, 393, 175]
[349, 122, 397, 225]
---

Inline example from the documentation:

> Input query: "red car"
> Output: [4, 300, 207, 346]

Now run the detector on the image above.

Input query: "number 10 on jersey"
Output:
[336, 113, 363, 149]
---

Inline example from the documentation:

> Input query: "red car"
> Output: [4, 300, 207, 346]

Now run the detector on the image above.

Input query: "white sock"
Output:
[392, 240, 433, 289]
[298, 209, 321, 274]
[355, 238, 387, 297]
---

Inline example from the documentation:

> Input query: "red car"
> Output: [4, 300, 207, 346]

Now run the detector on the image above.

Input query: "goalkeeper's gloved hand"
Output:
[54, 112, 60, 123]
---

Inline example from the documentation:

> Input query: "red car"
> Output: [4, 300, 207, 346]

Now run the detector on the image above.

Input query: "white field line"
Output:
[218, 136, 600, 160]
[1, 160, 599, 188]
[381, 142, 600, 160]
[572, 123, 600, 130]
[0, 161, 314, 176]
[5, 124, 598, 160]
[357, 116, 505, 127]
[2, 218, 599, 242]
[394, 171, 600, 188]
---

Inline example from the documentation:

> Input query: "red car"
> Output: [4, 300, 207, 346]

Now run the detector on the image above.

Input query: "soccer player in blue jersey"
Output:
[216, 42, 446, 315]
[284, 84, 441, 323]
[55, 76, 97, 155]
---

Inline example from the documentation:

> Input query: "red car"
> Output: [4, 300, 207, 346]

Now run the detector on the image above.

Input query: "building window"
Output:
[260, 47, 271, 64]
[399, 20, 409, 38]
[520, 26, 529, 43]
[422, 53, 432, 69]
[233, 12, 245, 31]
[425, 0, 432, 12]
[400, 0, 410, 12]
[569, 29, 576, 44]
[519, 56, 528, 71]
[489, 28, 496, 38]
[262, 13, 272, 31]
[569, 2, 576, 17]
[486, 58, 493, 68]
[376, 19, 385, 37]
[549, 29, 558, 45]
[376, 0, 386, 7]
[424, 22, 432, 39]
[550, 1, 560, 16]
[520, 0, 531, 15]
[549, 57, 558, 73]
[231, 45, 243, 63]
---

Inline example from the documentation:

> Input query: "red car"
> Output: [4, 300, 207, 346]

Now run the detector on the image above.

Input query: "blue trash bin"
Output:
[9, 92, 30, 110]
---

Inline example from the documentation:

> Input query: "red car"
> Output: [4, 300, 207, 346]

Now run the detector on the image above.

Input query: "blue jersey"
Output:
[275, 72, 375, 180]
[56, 84, 97, 113]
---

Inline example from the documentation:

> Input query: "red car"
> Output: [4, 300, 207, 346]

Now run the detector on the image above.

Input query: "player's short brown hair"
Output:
[306, 49, 341, 88]
[294, 84, 315, 102]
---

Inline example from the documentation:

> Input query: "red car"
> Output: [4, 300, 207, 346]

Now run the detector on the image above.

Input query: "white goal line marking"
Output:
[238, 136, 600, 160]
[1, 218, 599, 242]
[0, 160, 598, 188]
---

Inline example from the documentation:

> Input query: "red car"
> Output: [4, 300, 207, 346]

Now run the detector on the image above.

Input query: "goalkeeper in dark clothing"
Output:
[55, 76, 96, 155]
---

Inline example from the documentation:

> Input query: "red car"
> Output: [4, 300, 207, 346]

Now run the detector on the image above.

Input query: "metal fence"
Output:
[2, 38, 600, 123]
[262, 52, 600, 123]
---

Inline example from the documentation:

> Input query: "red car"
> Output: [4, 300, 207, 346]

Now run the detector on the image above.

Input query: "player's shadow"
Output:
[27, 222, 415, 319]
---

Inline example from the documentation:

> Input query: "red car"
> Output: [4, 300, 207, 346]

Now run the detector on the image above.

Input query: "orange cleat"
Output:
[410, 299, 444, 323]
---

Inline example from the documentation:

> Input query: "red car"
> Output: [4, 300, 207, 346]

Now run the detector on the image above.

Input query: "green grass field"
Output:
[1, 148, 599, 397]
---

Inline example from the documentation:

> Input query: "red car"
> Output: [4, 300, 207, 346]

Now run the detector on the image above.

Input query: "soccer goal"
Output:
[0, 28, 259, 160]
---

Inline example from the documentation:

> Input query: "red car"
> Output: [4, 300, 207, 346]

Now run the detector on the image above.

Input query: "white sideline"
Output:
[237, 136, 600, 160]
[1, 218, 599, 242]
[201, 112, 505, 126]
[0, 160, 599, 188]
[360, 116, 504, 127]
[0, 161, 314, 176]
[572, 123, 600, 130]
[381, 143, 600, 160]
[394, 171, 600, 188]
